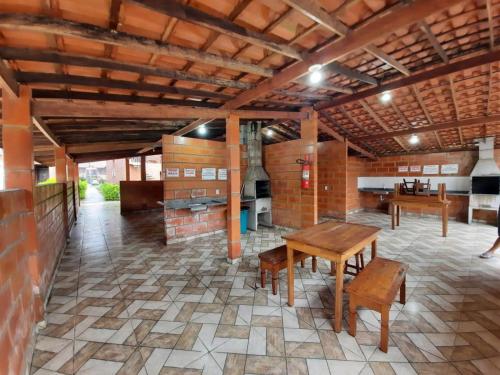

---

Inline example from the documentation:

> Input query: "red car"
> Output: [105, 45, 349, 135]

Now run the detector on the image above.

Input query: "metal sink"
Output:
[188, 203, 207, 212]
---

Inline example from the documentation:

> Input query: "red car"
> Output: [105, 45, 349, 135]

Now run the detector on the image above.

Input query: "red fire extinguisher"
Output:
[297, 156, 311, 189]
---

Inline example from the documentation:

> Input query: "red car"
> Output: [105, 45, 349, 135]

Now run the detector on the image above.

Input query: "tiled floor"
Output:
[31, 201, 500, 375]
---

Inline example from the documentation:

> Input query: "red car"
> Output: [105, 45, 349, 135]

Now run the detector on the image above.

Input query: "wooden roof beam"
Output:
[411, 84, 444, 150]
[132, 0, 303, 60]
[325, 61, 378, 85]
[0, 14, 274, 77]
[0, 47, 253, 90]
[315, 49, 500, 110]
[0, 59, 19, 97]
[448, 75, 464, 145]
[487, 0, 495, 50]
[419, 21, 448, 63]
[281, 0, 410, 75]
[353, 114, 500, 141]
[67, 141, 154, 154]
[32, 116, 62, 147]
[32, 100, 307, 120]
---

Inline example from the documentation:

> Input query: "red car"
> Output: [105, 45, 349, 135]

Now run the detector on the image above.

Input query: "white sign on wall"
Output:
[218, 168, 227, 180]
[398, 165, 408, 172]
[423, 165, 439, 175]
[202, 168, 216, 180]
[441, 163, 459, 174]
[410, 165, 421, 172]
[184, 168, 196, 177]
[165, 168, 179, 178]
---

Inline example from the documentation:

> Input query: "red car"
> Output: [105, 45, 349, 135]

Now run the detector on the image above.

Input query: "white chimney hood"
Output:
[470, 137, 500, 176]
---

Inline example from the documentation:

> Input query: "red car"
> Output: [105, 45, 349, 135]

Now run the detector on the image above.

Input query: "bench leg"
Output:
[400, 276, 406, 304]
[300, 259, 305, 268]
[312, 256, 317, 273]
[360, 252, 364, 269]
[260, 269, 266, 288]
[272, 271, 278, 295]
[348, 298, 357, 337]
[380, 306, 390, 353]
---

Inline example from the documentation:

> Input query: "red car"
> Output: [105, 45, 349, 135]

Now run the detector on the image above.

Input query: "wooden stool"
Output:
[346, 257, 408, 352]
[258, 245, 317, 295]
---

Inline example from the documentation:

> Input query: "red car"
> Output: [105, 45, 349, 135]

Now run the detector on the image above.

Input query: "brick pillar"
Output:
[300, 107, 318, 228]
[125, 158, 130, 181]
[226, 114, 241, 262]
[54, 146, 67, 183]
[2, 86, 44, 320]
[72, 160, 79, 218]
[140, 155, 146, 181]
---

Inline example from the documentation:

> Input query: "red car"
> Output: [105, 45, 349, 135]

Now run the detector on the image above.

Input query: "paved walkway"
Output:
[83, 185, 104, 205]
[30, 201, 500, 374]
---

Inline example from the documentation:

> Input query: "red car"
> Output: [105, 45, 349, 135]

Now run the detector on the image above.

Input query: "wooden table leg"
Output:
[371, 239, 377, 260]
[287, 245, 294, 307]
[396, 205, 400, 226]
[391, 203, 395, 230]
[334, 260, 344, 332]
[442, 205, 448, 237]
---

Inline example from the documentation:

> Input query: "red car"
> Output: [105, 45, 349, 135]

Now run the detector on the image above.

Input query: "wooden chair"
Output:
[344, 252, 365, 276]
[346, 257, 408, 352]
[258, 245, 317, 295]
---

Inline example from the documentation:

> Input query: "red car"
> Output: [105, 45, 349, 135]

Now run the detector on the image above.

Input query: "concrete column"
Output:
[2, 86, 44, 319]
[140, 155, 146, 181]
[226, 114, 241, 262]
[125, 158, 130, 181]
[54, 146, 67, 183]
[300, 107, 318, 228]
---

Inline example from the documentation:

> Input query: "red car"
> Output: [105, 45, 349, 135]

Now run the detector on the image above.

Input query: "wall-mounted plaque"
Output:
[423, 165, 439, 175]
[441, 164, 459, 174]
[398, 166, 408, 172]
[410, 165, 421, 172]
[184, 168, 196, 177]
[218, 169, 227, 180]
[201, 168, 216, 180]
[165, 168, 179, 178]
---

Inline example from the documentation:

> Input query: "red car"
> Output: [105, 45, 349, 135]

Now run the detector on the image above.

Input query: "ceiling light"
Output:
[198, 124, 207, 136]
[266, 129, 274, 137]
[409, 134, 419, 145]
[308, 64, 323, 84]
[380, 91, 392, 103]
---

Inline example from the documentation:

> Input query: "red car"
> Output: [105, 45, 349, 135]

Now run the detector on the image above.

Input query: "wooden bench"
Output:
[258, 245, 317, 295]
[346, 257, 408, 352]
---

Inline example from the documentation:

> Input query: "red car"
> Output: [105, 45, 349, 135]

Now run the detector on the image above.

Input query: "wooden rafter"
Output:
[132, 0, 303, 60]
[32, 100, 307, 120]
[359, 100, 408, 151]
[448, 75, 464, 145]
[353, 114, 500, 141]
[0, 48, 253, 90]
[487, 64, 493, 115]
[419, 21, 448, 63]
[338, 106, 368, 135]
[325, 61, 378, 86]
[67, 141, 153, 154]
[0, 59, 19, 97]
[0, 14, 274, 77]
[281, 0, 410, 76]
[32, 116, 62, 147]
[318, 120, 377, 159]
[17, 72, 233, 100]
[411, 84, 443, 150]
[315, 49, 500, 110]
[487, 0, 495, 50]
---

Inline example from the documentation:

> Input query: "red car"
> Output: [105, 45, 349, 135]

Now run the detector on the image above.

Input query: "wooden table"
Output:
[390, 182, 450, 237]
[282, 221, 382, 332]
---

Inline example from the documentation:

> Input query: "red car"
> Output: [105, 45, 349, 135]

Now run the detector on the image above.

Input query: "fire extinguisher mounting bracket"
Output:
[296, 158, 309, 165]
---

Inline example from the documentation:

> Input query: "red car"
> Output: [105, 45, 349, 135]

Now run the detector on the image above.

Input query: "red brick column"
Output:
[226, 114, 241, 262]
[54, 146, 67, 183]
[300, 107, 318, 228]
[1, 86, 44, 320]
[125, 158, 130, 181]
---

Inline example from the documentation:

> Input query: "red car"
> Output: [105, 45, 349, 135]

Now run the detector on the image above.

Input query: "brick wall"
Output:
[120, 181, 163, 214]
[0, 190, 38, 375]
[347, 156, 366, 214]
[162, 135, 247, 241]
[264, 139, 317, 228]
[318, 141, 348, 219]
[34, 183, 68, 299]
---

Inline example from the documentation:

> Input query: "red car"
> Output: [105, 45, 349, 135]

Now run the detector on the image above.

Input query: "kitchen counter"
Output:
[358, 188, 470, 196]
[157, 197, 227, 211]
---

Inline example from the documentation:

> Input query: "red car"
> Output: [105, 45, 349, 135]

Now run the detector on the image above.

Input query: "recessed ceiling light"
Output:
[266, 129, 273, 137]
[198, 124, 207, 136]
[308, 64, 323, 84]
[409, 134, 419, 145]
[380, 91, 392, 103]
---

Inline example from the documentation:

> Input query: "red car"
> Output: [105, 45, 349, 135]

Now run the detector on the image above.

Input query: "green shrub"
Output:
[79, 179, 88, 200]
[38, 177, 56, 185]
[99, 183, 120, 201]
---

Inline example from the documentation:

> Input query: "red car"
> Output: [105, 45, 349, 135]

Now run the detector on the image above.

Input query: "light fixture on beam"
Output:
[198, 124, 207, 136]
[266, 129, 274, 137]
[379, 91, 392, 104]
[409, 134, 419, 145]
[308, 64, 323, 84]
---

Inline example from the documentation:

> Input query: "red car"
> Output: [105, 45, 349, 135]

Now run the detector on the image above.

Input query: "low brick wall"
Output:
[0, 189, 39, 375]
